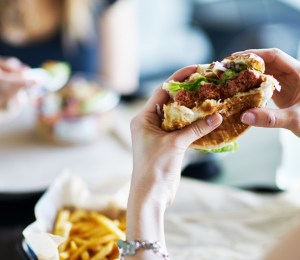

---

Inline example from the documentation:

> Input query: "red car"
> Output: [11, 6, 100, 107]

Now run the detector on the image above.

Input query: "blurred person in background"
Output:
[0, 0, 139, 109]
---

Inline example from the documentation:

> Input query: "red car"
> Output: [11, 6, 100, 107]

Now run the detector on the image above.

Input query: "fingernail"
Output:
[241, 112, 255, 125]
[206, 114, 222, 128]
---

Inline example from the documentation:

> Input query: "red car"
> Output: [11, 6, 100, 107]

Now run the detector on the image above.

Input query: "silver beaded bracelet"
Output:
[117, 240, 169, 259]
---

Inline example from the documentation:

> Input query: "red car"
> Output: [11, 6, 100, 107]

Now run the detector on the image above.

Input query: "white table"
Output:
[0, 99, 144, 194]
[1, 95, 298, 194]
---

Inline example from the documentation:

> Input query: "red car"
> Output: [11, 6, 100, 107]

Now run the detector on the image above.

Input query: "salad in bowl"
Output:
[36, 74, 120, 145]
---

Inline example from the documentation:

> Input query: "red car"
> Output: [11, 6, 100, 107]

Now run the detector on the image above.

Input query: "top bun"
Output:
[221, 53, 265, 73]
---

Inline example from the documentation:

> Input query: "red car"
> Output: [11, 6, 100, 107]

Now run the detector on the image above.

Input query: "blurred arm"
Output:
[99, 0, 139, 94]
[264, 223, 300, 260]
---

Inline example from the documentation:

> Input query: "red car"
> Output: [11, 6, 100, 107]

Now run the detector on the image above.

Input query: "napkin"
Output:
[165, 178, 300, 260]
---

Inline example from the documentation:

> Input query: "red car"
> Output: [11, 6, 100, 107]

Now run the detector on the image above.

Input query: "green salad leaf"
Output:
[220, 65, 248, 84]
[164, 63, 252, 95]
[222, 69, 238, 82]
[200, 141, 239, 153]
[166, 76, 205, 93]
[165, 76, 219, 95]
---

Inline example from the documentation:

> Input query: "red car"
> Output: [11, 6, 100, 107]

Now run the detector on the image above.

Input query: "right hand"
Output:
[0, 57, 34, 109]
[237, 48, 300, 137]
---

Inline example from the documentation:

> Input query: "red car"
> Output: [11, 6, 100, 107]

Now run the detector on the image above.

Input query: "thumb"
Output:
[176, 113, 223, 147]
[241, 107, 298, 132]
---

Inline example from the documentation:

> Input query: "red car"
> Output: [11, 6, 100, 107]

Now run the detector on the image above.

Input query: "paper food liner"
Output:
[23, 171, 130, 260]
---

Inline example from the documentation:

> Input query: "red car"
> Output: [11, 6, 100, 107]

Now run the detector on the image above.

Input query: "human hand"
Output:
[125, 66, 222, 259]
[236, 48, 300, 137]
[129, 65, 223, 209]
[0, 57, 34, 109]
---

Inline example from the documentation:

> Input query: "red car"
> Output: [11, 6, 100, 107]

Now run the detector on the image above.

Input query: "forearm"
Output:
[125, 179, 168, 259]
[0, 96, 6, 109]
[99, 0, 139, 94]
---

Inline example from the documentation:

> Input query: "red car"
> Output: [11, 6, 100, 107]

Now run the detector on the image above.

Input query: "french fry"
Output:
[81, 250, 90, 260]
[52, 208, 126, 260]
[79, 226, 108, 239]
[70, 240, 78, 252]
[90, 241, 115, 260]
[59, 251, 70, 260]
[69, 243, 88, 260]
[53, 209, 72, 237]
[69, 209, 89, 222]
[107, 244, 120, 260]
[90, 212, 125, 240]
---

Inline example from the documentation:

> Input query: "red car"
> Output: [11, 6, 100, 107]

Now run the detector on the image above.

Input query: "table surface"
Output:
[0, 99, 141, 193]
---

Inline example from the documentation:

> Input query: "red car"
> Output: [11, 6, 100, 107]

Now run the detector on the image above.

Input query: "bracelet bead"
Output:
[117, 240, 169, 259]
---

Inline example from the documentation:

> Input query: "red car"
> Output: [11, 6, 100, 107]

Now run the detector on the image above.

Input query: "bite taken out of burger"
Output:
[161, 53, 281, 153]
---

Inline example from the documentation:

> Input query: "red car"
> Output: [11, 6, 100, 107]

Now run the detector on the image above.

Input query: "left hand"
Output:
[125, 66, 223, 259]
[129, 65, 223, 209]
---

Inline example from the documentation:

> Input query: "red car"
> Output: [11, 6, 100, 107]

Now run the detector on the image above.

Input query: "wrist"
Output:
[125, 201, 167, 260]
[126, 193, 166, 238]
[130, 166, 180, 206]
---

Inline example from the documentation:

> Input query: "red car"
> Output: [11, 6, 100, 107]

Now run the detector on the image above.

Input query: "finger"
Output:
[0, 57, 28, 72]
[0, 70, 35, 84]
[0, 82, 24, 99]
[175, 113, 223, 147]
[142, 87, 170, 113]
[166, 65, 197, 82]
[232, 48, 300, 75]
[240, 107, 297, 131]
[143, 65, 198, 113]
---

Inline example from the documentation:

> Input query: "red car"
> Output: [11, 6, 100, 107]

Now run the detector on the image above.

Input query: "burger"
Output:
[161, 53, 281, 153]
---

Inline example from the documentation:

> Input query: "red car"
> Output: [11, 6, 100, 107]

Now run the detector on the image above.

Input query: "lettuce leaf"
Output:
[200, 141, 239, 153]
[164, 76, 219, 95]
[164, 65, 250, 95]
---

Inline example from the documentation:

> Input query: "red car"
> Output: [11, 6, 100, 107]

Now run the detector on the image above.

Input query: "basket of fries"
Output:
[22, 173, 129, 260]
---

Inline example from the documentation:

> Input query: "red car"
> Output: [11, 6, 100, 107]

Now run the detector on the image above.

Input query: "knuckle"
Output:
[172, 138, 182, 148]
[271, 47, 281, 56]
[190, 124, 208, 138]
[289, 106, 300, 132]
[130, 115, 141, 132]
[265, 112, 277, 127]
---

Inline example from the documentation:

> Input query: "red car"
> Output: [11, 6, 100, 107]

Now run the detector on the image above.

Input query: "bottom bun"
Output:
[162, 75, 277, 150]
